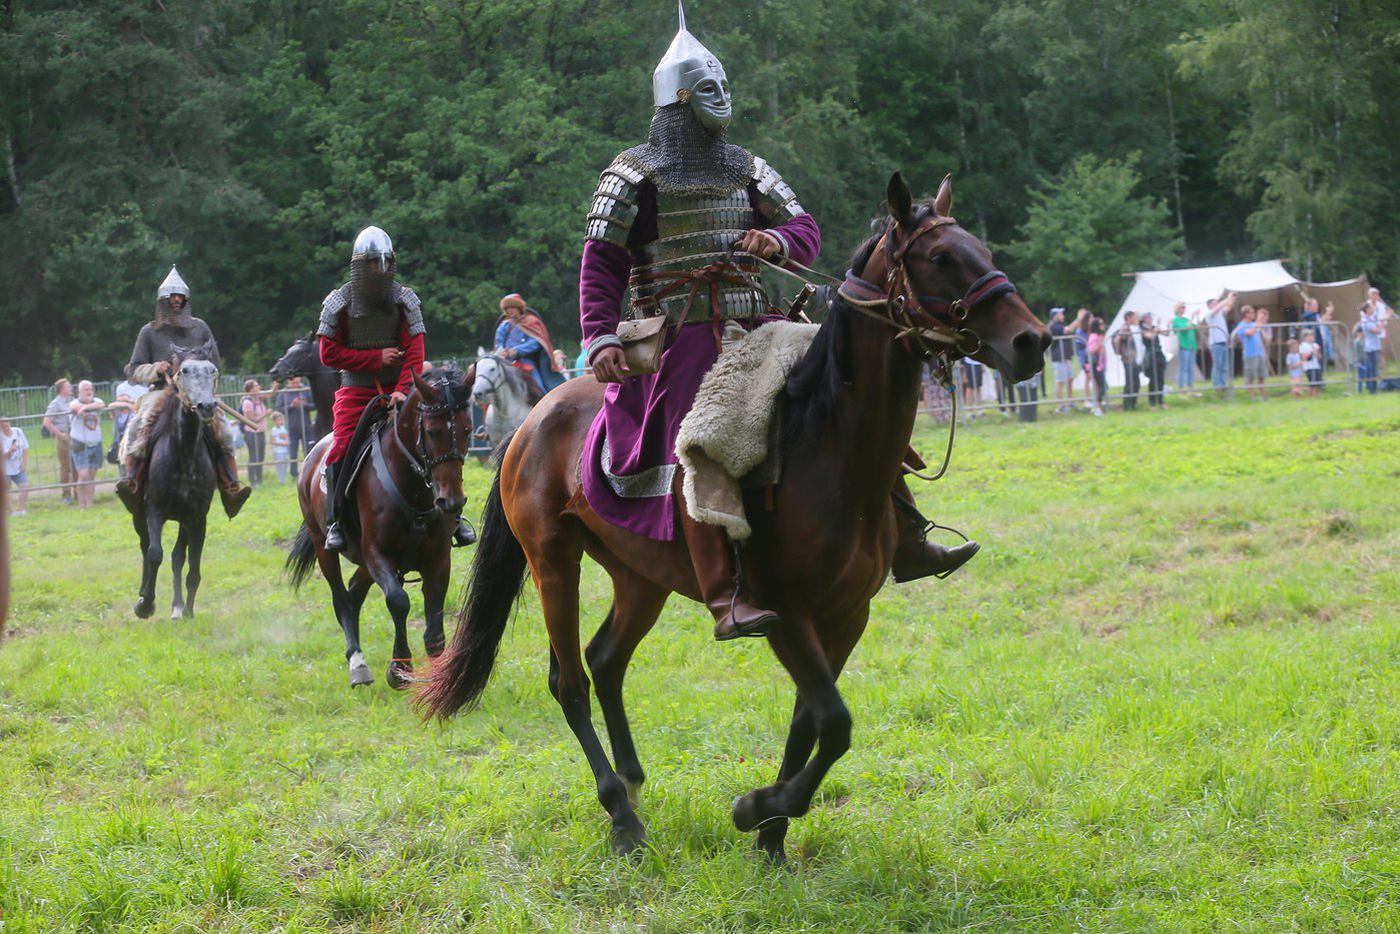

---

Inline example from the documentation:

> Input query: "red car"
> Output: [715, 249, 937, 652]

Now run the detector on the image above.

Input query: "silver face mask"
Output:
[653, 1, 731, 134]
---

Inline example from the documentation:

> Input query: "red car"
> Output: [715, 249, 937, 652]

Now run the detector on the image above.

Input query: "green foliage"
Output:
[1009, 154, 1184, 307]
[0, 396, 1395, 927]
[1, 0, 1397, 382]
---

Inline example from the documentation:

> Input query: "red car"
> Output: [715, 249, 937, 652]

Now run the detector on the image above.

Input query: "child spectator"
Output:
[269, 412, 291, 484]
[1085, 319, 1107, 416]
[1286, 339, 1304, 397]
[1299, 329, 1323, 396]
[1, 418, 29, 516]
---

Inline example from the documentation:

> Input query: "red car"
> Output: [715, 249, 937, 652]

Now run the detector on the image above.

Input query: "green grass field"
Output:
[1, 394, 1396, 931]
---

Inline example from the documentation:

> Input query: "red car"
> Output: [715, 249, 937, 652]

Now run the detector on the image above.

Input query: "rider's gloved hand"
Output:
[380, 347, 404, 367]
[591, 347, 631, 383]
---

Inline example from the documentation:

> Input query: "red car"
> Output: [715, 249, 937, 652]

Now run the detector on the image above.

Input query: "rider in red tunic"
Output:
[317, 226, 472, 552]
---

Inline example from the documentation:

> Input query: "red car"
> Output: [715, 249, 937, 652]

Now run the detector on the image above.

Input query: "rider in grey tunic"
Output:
[115, 266, 252, 518]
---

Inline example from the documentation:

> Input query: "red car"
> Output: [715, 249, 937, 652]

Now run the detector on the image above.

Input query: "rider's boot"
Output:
[890, 479, 980, 583]
[453, 515, 476, 547]
[680, 511, 779, 641]
[115, 454, 143, 515]
[217, 453, 252, 519]
[323, 461, 347, 554]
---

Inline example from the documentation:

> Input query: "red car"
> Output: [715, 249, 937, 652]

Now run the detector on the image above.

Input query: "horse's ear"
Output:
[477, 346, 487, 358]
[169, 343, 188, 364]
[411, 367, 434, 399]
[933, 172, 954, 217]
[200, 340, 217, 360]
[887, 172, 914, 229]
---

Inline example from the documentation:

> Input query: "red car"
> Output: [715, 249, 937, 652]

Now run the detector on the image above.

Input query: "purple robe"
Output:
[579, 189, 821, 540]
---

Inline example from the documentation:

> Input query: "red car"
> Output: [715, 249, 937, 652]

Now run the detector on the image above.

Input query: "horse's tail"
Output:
[416, 448, 526, 720]
[285, 522, 318, 590]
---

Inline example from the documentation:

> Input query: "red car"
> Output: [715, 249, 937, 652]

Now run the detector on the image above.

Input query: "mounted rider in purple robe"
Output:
[578, 2, 978, 642]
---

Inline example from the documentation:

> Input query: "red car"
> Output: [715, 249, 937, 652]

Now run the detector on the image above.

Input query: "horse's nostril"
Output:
[435, 497, 449, 512]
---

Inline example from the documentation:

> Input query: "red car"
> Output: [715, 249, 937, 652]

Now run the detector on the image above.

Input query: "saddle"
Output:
[324, 399, 388, 541]
[326, 398, 441, 540]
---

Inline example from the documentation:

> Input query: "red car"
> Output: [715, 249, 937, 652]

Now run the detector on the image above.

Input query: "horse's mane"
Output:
[781, 201, 938, 449]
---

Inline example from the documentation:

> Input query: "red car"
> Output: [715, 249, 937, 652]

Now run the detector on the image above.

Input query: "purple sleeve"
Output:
[579, 239, 633, 364]
[763, 212, 821, 269]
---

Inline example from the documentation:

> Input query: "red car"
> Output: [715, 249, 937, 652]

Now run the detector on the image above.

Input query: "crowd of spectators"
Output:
[938, 287, 1394, 420]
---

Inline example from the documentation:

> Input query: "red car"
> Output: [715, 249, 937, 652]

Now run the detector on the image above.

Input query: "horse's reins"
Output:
[730, 218, 1019, 483]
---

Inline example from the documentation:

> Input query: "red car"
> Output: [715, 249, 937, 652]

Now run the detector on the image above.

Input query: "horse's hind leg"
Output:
[421, 553, 450, 660]
[135, 511, 164, 619]
[182, 515, 206, 618]
[170, 526, 188, 619]
[318, 550, 372, 687]
[585, 571, 668, 809]
[535, 532, 647, 855]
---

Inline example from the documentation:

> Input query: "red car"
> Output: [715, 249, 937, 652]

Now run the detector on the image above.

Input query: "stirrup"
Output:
[325, 522, 346, 554]
[452, 517, 477, 547]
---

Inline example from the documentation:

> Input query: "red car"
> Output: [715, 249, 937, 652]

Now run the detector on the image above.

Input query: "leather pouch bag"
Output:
[616, 306, 689, 376]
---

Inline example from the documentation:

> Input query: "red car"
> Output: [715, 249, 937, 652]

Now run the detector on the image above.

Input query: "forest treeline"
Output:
[2, 0, 1396, 382]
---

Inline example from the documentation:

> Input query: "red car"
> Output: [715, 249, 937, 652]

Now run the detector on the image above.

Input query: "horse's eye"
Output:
[929, 252, 950, 267]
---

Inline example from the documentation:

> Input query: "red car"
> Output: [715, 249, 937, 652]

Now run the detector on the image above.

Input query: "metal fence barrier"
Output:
[2, 321, 1393, 502]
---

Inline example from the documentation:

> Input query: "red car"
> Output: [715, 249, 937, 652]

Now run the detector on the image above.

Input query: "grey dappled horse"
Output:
[471, 348, 538, 448]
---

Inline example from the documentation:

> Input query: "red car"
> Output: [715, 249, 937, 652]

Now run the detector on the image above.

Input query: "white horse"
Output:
[472, 347, 539, 448]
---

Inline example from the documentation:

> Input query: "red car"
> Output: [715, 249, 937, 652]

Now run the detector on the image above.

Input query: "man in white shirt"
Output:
[68, 380, 106, 509]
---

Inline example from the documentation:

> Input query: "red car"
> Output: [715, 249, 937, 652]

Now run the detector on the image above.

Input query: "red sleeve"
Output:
[394, 328, 425, 396]
[320, 334, 384, 372]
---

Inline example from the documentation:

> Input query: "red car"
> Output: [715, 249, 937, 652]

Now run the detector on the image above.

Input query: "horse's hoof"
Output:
[348, 651, 374, 687]
[610, 821, 648, 858]
[732, 792, 763, 833]
[755, 835, 788, 865]
[171, 606, 184, 620]
[134, 598, 154, 620]
[386, 660, 414, 691]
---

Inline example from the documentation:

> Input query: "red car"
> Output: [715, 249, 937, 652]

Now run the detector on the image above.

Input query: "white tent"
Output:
[1101, 260, 1369, 387]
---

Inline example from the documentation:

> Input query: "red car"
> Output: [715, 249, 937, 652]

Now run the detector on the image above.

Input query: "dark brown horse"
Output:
[421, 173, 1049, 859]
[287, 367, 473, 689]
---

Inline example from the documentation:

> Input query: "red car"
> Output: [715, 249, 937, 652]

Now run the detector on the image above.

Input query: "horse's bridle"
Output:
[390, 380, 473, 486]
[836, 215, 1018, 359]
[472, 354, 508, 397]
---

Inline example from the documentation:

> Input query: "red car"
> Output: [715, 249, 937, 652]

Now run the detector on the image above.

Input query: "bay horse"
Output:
[287, 367, 473, 689]
[420, 173, 1049, 859]
[470, 348, 539, 448]
[131, 344, 221, 620]
[268, 332, 338, 441]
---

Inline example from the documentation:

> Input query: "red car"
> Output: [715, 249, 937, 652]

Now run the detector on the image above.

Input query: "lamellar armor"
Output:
[585, 3, 805, 324]
[317, 226, 425, 388]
